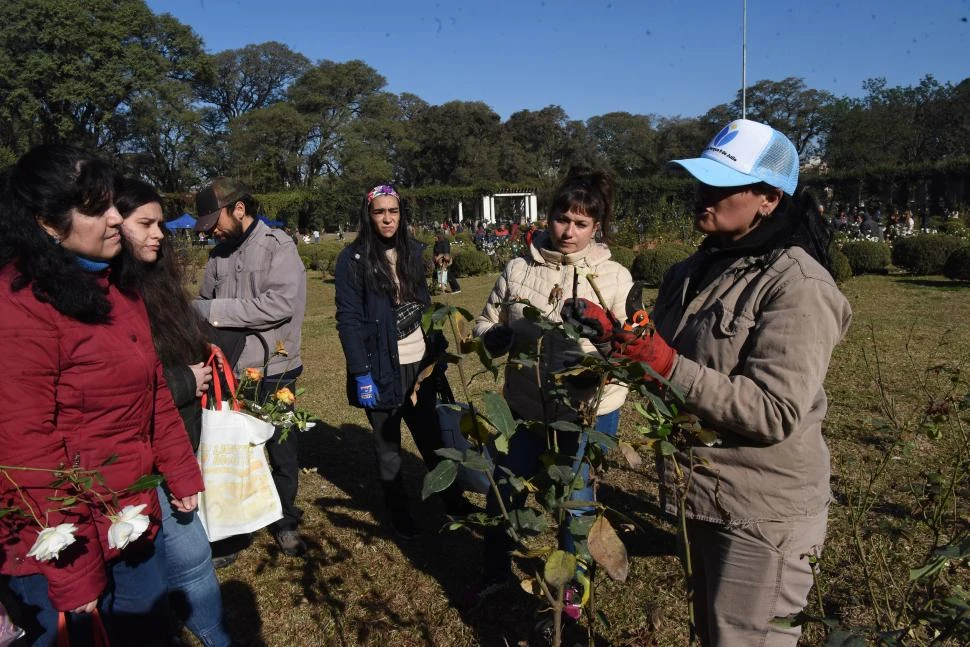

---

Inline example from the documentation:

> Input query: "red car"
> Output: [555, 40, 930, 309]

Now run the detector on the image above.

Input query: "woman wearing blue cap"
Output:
[564, 120, 852, 645]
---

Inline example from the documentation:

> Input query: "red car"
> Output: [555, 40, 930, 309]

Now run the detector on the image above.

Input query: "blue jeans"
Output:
[157, 486, 232, 647]
[8, 532, 169, 647]
[483, 410, 620, 581]
[567, 409, 621, 516]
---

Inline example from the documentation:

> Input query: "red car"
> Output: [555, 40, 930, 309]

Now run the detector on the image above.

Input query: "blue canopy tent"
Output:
[258, 215, 285, 228]
[165, 213, 197, 230]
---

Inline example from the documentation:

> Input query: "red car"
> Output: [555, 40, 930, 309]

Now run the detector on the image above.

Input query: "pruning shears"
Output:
[624, 309, 650, 331]
[622, 281, 651, 331]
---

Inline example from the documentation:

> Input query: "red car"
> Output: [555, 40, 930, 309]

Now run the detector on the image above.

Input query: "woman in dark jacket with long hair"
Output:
[0, 146, 203, 645]
[113, 177, 233, 647]
[334, 184, 467, 538]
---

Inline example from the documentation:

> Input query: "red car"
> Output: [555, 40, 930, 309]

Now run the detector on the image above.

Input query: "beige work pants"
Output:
[685, 508, 828, 646]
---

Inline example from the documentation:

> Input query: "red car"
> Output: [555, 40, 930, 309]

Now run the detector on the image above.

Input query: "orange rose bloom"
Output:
[274, 387, 296, 405]
[244, 367, 263, 381]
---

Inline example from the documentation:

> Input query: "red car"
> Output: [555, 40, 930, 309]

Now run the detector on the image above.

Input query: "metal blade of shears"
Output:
[625, 281, 647, 321]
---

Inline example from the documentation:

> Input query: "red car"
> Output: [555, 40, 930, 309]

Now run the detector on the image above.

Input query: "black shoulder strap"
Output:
[435, 365, 456, 404]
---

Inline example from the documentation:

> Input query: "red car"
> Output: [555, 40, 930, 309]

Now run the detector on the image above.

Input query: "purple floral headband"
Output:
[367, 184, 400, 204]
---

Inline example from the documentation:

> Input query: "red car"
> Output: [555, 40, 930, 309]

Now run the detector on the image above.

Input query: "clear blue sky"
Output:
[147, 0, 970, 122]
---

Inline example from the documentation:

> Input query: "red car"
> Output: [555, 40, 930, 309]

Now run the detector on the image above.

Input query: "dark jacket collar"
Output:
[686, 210, 798, 304]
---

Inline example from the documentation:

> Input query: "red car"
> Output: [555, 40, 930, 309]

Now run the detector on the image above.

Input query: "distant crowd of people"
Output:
[828, 203, 963, 242]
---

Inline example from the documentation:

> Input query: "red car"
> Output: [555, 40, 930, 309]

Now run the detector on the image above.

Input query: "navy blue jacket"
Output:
[335, 241, 433, 409]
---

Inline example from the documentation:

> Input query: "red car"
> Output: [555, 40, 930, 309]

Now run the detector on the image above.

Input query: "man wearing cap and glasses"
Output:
[193, 177, 308, 561]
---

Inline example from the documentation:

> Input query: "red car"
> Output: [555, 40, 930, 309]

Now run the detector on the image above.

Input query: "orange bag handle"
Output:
[57, 609, 110, 646]
[200, 345, 241, 411]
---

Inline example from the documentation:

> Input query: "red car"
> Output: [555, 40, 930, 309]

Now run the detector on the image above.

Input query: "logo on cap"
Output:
[712, 123, 740, 148]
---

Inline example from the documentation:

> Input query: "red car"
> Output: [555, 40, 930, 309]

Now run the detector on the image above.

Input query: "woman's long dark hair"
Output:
[786, 188, 836, 277]
[700, 183, 836, 273]
[354, 188, 421, 303]
[744, 183, 835, 277]
[113, 177, 209, 366]
[548, 165, 615, 243]
[0, 144, 116, 322]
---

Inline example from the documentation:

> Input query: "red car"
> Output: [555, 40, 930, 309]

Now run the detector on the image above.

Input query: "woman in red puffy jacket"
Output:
[0, 145, 204, 646]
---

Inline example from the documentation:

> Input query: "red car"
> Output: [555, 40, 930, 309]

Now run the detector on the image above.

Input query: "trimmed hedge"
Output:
[453, 248, 491, 276]
[943, 245, 970, 281]
[609, 245, 636, 270]
[298, 241, 345, 275]
[631, 245, 692, 287]
[173, 241, 211, 269]
[937, 219, 967, 237]
[830, 247, 853, 283]
[842, 240, 891, 275]
[891, 234, 965, 275]
[316, 247, 342, 276]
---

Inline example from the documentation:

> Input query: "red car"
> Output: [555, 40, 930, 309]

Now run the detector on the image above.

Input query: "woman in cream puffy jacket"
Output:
[473, 166, 632, 590]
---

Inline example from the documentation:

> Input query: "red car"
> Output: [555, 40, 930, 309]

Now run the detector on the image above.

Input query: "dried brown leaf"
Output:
[588, 515, 629, 582]
[619, 441, 643, 468]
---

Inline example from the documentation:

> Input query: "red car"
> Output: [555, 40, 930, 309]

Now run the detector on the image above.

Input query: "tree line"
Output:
[2, 0, 968, 227]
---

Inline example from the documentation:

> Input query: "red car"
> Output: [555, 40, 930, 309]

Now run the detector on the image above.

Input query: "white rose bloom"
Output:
[108, 521, 135, 550]
[27, 523, 78, 562]
[107, 504, 150, 550]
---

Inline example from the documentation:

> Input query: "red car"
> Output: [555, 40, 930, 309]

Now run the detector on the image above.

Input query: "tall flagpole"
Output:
[742, 0, 748, 119]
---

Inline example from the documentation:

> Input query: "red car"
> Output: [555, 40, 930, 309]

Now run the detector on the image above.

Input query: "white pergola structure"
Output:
[474, 191, 539, 225]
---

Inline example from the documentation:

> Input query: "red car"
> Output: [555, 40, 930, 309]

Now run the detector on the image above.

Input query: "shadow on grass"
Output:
[300, 424, 676, 646]
[294, 420, 622, 645]
[213, 417, 679, 645]
[894, 277, 968, 289]
[221, 580, 266, 646]
[596, 482, 677, 558]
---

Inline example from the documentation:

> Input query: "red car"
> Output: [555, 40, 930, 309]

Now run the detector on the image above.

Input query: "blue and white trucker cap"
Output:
[670, 119, 799, 195]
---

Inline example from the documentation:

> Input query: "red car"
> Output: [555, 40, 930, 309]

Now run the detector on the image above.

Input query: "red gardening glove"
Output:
[560, 298, 619, 344]
[612, 328, 677, 381]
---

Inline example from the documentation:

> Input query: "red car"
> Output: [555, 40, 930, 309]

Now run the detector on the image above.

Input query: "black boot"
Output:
[382, 479, 418, 539]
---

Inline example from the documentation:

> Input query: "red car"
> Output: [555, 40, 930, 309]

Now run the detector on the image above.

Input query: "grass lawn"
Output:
[211, 271, 970, 646]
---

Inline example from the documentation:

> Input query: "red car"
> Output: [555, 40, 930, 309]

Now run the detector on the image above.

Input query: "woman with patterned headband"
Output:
[335, 185, 470, 538]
